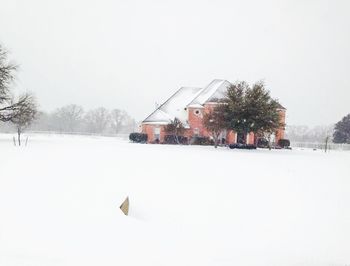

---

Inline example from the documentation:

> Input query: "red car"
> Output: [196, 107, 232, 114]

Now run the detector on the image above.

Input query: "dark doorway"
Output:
[237, 133, 246, 144]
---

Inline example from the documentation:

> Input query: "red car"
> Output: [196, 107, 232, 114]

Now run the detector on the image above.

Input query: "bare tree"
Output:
[0, 45, 19, 121]
[2, 104, 137, 135]
[203, 105, 227, 148]
[10, 93, 37, 146]
[0, 44, 38, 140]
[285, 124, 334, 143]
[84, 107, 110, 134]
[110, 109, 127, 134]
[28, 111, 53, 132]
[122, 116, 137, 134]
[0, 46, 16, 100]
[164, 118, 185, 144]
[51, 104, 84, 132]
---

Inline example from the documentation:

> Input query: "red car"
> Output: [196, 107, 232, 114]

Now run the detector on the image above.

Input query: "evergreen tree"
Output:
[333, 114, 350, 143]
[223, 81, 283, 143]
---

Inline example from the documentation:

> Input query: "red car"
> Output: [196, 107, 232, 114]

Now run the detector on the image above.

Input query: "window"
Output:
[193, 128, 199, 137]
[154, 127, 160, 141]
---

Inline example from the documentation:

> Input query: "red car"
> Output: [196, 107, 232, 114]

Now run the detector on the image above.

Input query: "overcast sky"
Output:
[0, 0, 349, 126]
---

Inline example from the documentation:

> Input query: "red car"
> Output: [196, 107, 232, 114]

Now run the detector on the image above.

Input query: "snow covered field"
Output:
[0, 134, 349, 266]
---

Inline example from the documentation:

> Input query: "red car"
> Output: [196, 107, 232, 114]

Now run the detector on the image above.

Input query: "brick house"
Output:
[141, 79, 286, 144]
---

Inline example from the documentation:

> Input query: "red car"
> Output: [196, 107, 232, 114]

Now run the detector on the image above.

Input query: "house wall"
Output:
[226, 130, 237, 144]
[247, 132, 255, 144]
[141, 124, 166, 143]
[275, 109, 286, 143]
[187, 107, 207, 137]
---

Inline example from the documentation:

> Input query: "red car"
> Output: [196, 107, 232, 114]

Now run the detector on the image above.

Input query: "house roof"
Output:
[276, 102, 286, 110]
[142, 79, 231, 125]
[187, 79, 231, 106]
[142, 86, 203, 126]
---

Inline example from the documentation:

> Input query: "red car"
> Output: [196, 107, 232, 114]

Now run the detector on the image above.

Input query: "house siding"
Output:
[141, 124, 166, 143]
[187, 107, 206, 137]
[275, 109, 286, 143]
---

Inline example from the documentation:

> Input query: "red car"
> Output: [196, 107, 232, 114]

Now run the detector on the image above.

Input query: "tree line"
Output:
[26, 105, 136, 134]
[0, 103, 136, 136]
[285, 116, 350, 145]
[285, 125, 334, 143]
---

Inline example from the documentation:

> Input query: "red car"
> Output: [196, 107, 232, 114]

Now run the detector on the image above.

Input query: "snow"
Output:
[1, 133, 350, 266]
[143, 87, 202, 125]
[189, 79, 231, 105]
[142, 109, 172, 124]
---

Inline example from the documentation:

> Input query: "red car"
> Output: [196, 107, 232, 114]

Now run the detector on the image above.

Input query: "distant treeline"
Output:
[285, 124, 334, 143]
[0, 104, 137, 135]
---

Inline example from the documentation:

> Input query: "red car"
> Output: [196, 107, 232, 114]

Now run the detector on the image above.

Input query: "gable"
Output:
[187, 79, 231, 106]
[143, 87, 202, 125]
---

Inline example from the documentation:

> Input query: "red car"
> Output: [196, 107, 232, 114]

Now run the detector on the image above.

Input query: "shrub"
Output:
[277, 139, 290, 148]
[129, 132, 148, 143]
[229, 143, 257, 149]
[191, 136, 214, 146]
[164, 135, 188, 144]
[257, 138, 269, 148]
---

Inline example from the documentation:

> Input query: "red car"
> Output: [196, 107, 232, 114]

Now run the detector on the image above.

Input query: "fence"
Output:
[292, 142, 350, 151]
[26, 130, 130, 140]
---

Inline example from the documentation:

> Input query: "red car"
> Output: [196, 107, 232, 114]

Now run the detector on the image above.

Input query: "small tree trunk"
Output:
[254, 133, 260, 146]
[17, 128, 21, 146]
[241, 131, 248, 144]
[214, 133, 219, 148]
[175, 134, 180, 144]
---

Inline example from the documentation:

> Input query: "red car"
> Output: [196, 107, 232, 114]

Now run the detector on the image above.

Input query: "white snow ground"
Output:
[0, 134, 349, 266]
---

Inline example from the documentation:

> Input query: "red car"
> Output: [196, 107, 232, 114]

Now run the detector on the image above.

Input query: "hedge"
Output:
[257, 138, 269, 148]
[129, 132, 148, 143]
[191, 136, 214, 146]
[164, 135, 188, 144]
[229, 143, 257, 149]
[277, 139, 290, 148]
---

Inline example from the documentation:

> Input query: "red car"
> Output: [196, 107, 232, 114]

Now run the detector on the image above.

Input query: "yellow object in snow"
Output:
[120, 197, 129, 216]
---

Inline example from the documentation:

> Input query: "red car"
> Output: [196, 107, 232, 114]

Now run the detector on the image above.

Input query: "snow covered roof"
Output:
[142, 79, 232, 125]
[188, 79, 231, 106]
[276, 102, 286, 110]
[143, 87, 202, 126]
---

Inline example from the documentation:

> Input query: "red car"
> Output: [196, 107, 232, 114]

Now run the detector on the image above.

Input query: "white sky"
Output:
[0, 0, 349, 126]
